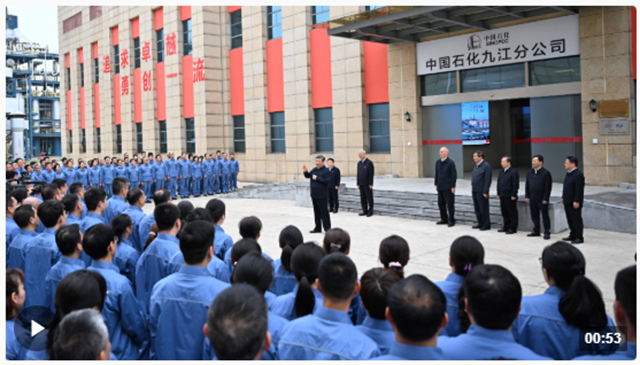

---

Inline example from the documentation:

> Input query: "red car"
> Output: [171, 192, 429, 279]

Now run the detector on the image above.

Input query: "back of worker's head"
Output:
[186, 207, 213, 224]
[387, 274, 447, 341]
[126, 187, 144, 205]
[111, 214, 132, 240]
[278, 225, 304, 272]
[38, 200, 65, 228]
[450, 236, 485, 277]
[360, 268, 400, 320]
[55, 224, 82, 256]
[155, 203, 180, 232]
[463, 264, 521, 330]
[111, 177, 128, 196]
[291, 242, 326, 318]
[84, 188, 106, 212]
[239, 216, 262, 240]
[62, 194, 80, 215]
[323, 228, 351, 254]
[206, 199, 225, 223]
[42, 184, 60, 201]
[50, 308, 111, 360]
[318, 253, 358, 301]
[230, 238, 261, 267]
[614, 265, 636, 332]
[207, 284, 268, 360]
[180, 221, 214, 265]
[232, 252, 273, 295]
[178, 200, 194, 221]
[14, 204, 36, 229]
[152, 188, 171, 205]
[83, 224, 115, 260]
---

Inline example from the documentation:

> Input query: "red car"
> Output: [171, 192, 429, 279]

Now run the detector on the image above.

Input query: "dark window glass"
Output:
[365, 6, 386, 11]
[183, 19, 192, 56]
[94, 57, 99, 84]
[530, 56, 581, 86]
[40, 101, 52, 120]
[80, 63, 84, 88]
[159, 120, 167, 153]
[81, 129, 86, 153]
[114, 45, 120, 74]
[233, 115, 246, 153]
[68, 130, 73, 153]
[185, 118, 195, 153]
[267, 6, 282, 40]
[116, 124, 122, 153]
[422, 72, 457, 97]
[67, 68, 71, 90]
[270, 111, 285, 153]
[460, 63, 525, 93]
[314, 108, 333, 152]
[311, 6, 330, 24]
[134, 37, 141, 69]
[136, 123, 143, 153]
[231, 10, 243, 50]
[369, 103, 390, 153]
[157, 29, 164, 63]
[96, 127, 101, 153]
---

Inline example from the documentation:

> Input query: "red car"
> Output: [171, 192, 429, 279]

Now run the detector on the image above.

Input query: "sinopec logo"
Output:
[467, 34, 481, 51]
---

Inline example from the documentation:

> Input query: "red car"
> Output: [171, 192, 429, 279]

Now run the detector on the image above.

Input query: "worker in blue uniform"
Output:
[356, 268, 399, 355]
[6, 268, 28, 360]
[149, 221, 230, 359]
[44, 225, 86, 312]
[42, 162, 55, 184]
[203, 154, 214, 196]
[127, 159, 141, 191]
[111, 214, 141, 288]
[75, 161, 90, 190]
[371, 274, 448, 360]
[139, 157, 153, 203]
[163, 152, 178, 199]
[78, 187, 108, 245]
[212, 155, 221, 194]
[7, 204, 41, 272]
[192, 156, 203, 197]
[207, 199, 234, 260]
[437, 264, 551, 360]
[152, 155, 165, 196]
[88, 160, 101, 189]
[269, 225, 304, 296]
[122, 188, 147, 253]
[101, 157, 116, 198]
[221, 153, 231, 193]
[63, 160, 76, 187]
[178, 153, 191, 198]
[229, 153, 239, 191]
[6, 195, 21, 254]
[106, 177, 129, 215]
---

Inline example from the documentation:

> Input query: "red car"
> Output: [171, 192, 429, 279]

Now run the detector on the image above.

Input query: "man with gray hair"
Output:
[434, 147, 457, 227]
[302, 155, 331, 233]
[50, 308, 112, 360]
[357, 150, 375, 217]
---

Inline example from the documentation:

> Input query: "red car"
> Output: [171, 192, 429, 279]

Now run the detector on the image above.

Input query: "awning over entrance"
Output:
[324, 6, 580, 44]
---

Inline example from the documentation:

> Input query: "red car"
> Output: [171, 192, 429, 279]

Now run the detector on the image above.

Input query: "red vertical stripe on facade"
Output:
[157, 62, 166, 121]
[182, 55, 194, 119]
[114, 74, 121, 125]
[132, 17, 140, 39]
[94, 83, 101, 128]
[632, 6, 637, 80]
[229, 6, 241, 13]
[67, 90, 72, 130]
[78, 48, 84, 64]
[134, 68, 142, 123]
[364, 41, 389, 104]
[181, 6, 191, 21]
[80, 87, 85, 129]
[154, 8, 164, 31]
[310, 28, 332, 109]
[112, 27, 118, 46]
[267, 38, 285, 113]
[92, 42, 98, 59]
[229, 48, 245, 116]
[65, 53, 70, 68]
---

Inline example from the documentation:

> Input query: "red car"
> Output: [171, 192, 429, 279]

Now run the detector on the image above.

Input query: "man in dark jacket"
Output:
[303, 155, 331, 233]
[471, 150, 492, 230]
[561, 156, 585, 244]
[357, 150, 375, 217]
[497, 156, 519, 234]
[326, 158, 341, 213]
[434, 147, 457, 227]
[525, 155, 552, 239]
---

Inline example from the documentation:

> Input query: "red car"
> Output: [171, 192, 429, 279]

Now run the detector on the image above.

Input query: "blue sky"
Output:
[7, 6, 59, 53]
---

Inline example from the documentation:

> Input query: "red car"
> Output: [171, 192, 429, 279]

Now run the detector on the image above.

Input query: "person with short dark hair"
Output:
[80, 188, 108, 234]
[356, 268, 400, 355]
[205, 284, 270, 360]
[207, 199, 234, 260]
[438, 264, 550, 360]
[111, 214, 141, 287]
[525, 154, 553, 239]
[302, 156, 332, 233]
[100, 156, 116, 199]
[471, 150, 492, 230]
[239, 215, 262, 240]
[122, 187, 147, 252]
[6, 194, 20, 251]
[84, 224, 148, 360]
[12, 187, 29, 205]
[561, 156, 585, 244]
[42, 184, 62, 202]
[62, 194, 83, 225]
[6, 268, 28, 360]
[63, 160, 76, 189]
[229, 153, 239, 191]
[88, 159, 102, 190]
[127, 159, 141, 193]
[277, 253, 379, 359]
[269, 225, 304, 296]
[139, 157, 154, 203]
[326, 158, 341, 213]
[42, 162, 55, 184]
[7, 205, 40, 271]
[496, 156, 519, 234]
[372, 274, 448, 360]
[108, 177, 130, 214]
[52, 178, 69, 196]
[151, 154, 165, 196]
[69, 182, 88, 219]
[137, 189, 172, 248]
[50, 308, 112, 360]
[136, 203, 181, 312]
[163, 152, 179, 199]
[75, 161, 89, 189]
[178, 152, 191, 198]
[150, 221, 230, 359]
[44, 225, 85, 312]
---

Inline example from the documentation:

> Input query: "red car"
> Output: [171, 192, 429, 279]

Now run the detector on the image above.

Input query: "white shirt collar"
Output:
[568, 167, 577, 173]
[441, 157, 447, 162]
[504, 166, 510, 172]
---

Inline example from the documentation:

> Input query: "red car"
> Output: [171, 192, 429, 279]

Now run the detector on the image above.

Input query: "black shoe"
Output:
[498, 228, 508, 232]
[310, 230, 321, 234]
[527, 232, 541, 237]
[571, 238, 584, 244]
[472, 224, 482, 229]
[334, 209, 338, 213]
[562, 236, 574, 241]
[544, 234, 551, 240]
[359, 212, 367, 216]
[479, 227, 490, 231]
[366, 212, 373, 217]
[506, 230, 516, 234]
[448, 222, 455, 227]
[436, 220, 448, 225]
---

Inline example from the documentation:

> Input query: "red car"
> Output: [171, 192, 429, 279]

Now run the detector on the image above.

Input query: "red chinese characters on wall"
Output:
[143, 71, 152, 91]
[166, 33, 177, 56]
[121, 76, 129, 95]
[193, 58, 205, 82]
[120, 49, 129, 69]
[103, 55, 111, 73]
[142, 42, 151, 63]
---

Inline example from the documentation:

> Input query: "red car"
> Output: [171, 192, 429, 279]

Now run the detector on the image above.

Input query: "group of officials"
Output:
[435, 147, 585, 244]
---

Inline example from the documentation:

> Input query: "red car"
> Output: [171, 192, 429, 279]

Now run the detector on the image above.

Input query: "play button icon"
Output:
[31, 320, 44, 337]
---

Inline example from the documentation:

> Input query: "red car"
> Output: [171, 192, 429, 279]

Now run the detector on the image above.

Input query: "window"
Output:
[157, 29, 164, 62]
[530, 56, 581, 86]
[422, 71, 457, 97]
[183, 19, 192, 56]
[39, 101, 53, 120]
[94, 57, 99, 84]
[136, 123, 143, 153]
[233, 115, 246, 153]
[230, 10, 243, 49]
[114, 45, 120, 74]
[116, 124, 122, 153]
[185, 118, 195, 153]
[67, 67, 71, 90]
[134, 38, 141, 69]
[267, 6, 282, 40]
[159, 121, 167, 153]
[81, 129, 86, 153]
[365, 6, 386, 11]
[314, 108, 333, 152]
[311, 6, 330, 24]
[369, 103, 390, 153]
[68, 130, 73, 153]
[95, 127, 101, 153]
[460, 63, 525, 93]
[270, 112, 285, 153]
[80, 63, 84, 88]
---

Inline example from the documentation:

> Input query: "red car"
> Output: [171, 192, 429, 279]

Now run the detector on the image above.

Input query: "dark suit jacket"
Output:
[435, 158, 457, 191]
[525, 167, 552, 202]
[304, 165, 330, 199]
[562, 168, 585, 205]
[357, 158, 374, 187]
[497, 167, 519, 198]
[471, 160, 492, 195]
[328, 167, 341, 188]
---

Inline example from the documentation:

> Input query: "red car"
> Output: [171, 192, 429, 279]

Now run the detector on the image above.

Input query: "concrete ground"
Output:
[142, 194, 636, 319]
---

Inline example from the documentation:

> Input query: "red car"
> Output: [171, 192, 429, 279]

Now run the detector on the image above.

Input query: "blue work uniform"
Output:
[101, 164, 116, 198]
[573, 342, 636, 360]
[7, 229, 38, 271]
[437, 324, 552, 360]
[6, 318, 28, 360]
[277, 306, 381, 360]
[229, 159, 239, 190]
[53, 170, 65, 183]
[163, 158, 178, 198]
[269, 258, 297, 296]
[66, 213, 82, 226]
[103, 207, 120, 227]
[127, 165, 141, 188]
[349, 293, 366, 325]
[149, 265, 230, 360]
[23, 228, 61, 309]
[191, 162, 203, 197]
[88, 261, 148, 360]
[79, 212, 105, 234]
[356, 316, 395, 355]
[372, 342, 446, 360]
[152, 161, 165, 194]
[107, 195, 128, 214]
[220, 159, 231, 193]
[88, 166, 101, 188]
[115, 166, 128, 178]
[31, 170, 43, 182]
[213, 225, 234, 261]
[168, 251, 231, 283]
[6, 217, 20, 255]
[434, 272, 464, 337]
[114, 237, 141, 288]
[271, 284, 324, 321]
[75, 168, 89, 189]
[512, 285, 619, 360]
[213, 159, 222, 193]
[63, 166, 76, 186]
[139, 163, 153, 202]
[44, 257, 86, 312]
[135, 233, 180, 312]
[123, 205, 146, 253]
[178, 159, 190, 197]
[202, 159, 213, 195]
[42, 169, 55, 184]
[137, 213, 156, 252]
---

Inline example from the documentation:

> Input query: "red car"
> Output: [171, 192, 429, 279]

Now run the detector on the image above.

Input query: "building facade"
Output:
[58, 6, 636, 186]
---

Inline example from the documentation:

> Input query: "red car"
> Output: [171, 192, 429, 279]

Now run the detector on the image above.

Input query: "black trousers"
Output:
[530, 200, 551, 234]
[437, 189, 455, 223]
[328, 188, 339, 211]
[359, 186, 374, 214]
[499, 196, 518, 231]
[564, 203, 583, 239]
[472, 192, 491, 228]
[312, 198, 331, 232]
